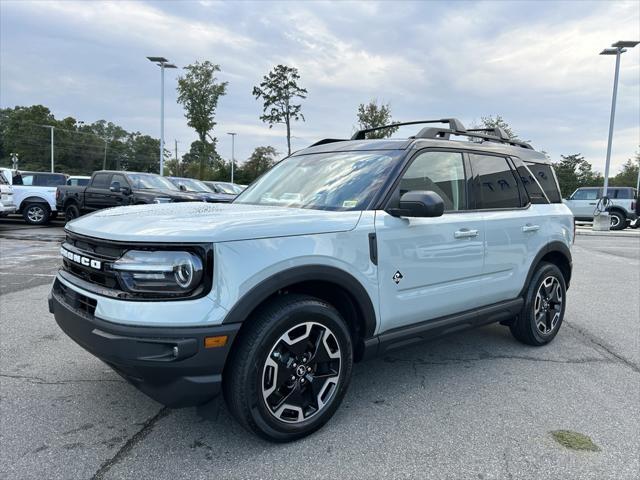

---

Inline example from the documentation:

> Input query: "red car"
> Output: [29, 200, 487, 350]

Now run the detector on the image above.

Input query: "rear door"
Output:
[375, 149, 485, 332]
[84, 173, 112, 210]
[468, 153, 547, 304]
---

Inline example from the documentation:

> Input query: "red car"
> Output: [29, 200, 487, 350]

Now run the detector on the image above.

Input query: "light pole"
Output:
[38, 125, 55, 172]
[147, 56, 177, 176]
[227, 132, 237, 184]
[594, 40, 639, 230]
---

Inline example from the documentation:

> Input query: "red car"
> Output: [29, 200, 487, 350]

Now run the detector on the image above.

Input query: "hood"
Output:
[66, 202, 362, 243]
[141, 189, 203, 201]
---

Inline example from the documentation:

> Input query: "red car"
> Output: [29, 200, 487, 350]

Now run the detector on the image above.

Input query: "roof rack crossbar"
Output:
[466, 127, 510, 140]
[351, 118, 466, 140]
[308, 138, 349, 147]
[415, 127, 533, 149]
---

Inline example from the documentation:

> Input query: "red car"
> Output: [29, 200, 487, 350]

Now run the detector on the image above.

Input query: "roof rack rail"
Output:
[415, 127, 533, 149]
[308, 138, 349, 147]
[351, 118, 466, 140]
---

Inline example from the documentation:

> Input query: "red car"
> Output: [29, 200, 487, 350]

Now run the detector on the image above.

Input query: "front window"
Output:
[235, 151, 403, 210]
[128, 173, 178, 190]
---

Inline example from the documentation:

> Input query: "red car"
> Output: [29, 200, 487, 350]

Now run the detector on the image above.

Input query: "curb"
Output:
[575, 229, 640, 238]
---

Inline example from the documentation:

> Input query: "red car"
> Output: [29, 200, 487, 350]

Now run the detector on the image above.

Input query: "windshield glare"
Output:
[128, 174, 178, 190]
[172, 178, 211, 192]
[215, 183, 238, 194]
[235, 151, 402, 210]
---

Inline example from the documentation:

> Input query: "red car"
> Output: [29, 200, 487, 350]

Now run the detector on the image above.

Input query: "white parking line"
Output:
[0, 272, 56, 277]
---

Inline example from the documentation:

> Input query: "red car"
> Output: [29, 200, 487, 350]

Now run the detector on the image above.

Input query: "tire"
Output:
[510, 262, 566, 346]
[22, 203, 50, 225]
[64, 204, 80, 222]
[609, 211, 626, 230]
[223, 294, 353, 442]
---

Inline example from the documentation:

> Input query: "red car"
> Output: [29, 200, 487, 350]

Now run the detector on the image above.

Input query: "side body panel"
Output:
[374, 210, 485, 332]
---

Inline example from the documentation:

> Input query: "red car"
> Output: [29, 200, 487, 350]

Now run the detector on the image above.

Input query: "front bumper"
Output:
[49, 280, 240, 407]
[0, 203, 17, 214]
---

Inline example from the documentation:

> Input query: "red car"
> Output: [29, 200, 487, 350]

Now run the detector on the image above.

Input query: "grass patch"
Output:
[550, 430, 600, 452]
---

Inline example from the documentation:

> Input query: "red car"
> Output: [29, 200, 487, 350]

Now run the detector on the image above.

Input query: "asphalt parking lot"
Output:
[1, 218, 639, 480]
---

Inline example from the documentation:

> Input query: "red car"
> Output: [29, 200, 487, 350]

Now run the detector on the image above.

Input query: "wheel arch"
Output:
[606, 206, 627, 218]
[222, 265, 377, 362]
[520, 241, 572, 296]
[19, 196, 51, 211]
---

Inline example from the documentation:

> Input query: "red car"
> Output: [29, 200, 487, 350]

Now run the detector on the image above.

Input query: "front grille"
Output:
[62, 233, 124, 289]
[54, 279, 97, 316]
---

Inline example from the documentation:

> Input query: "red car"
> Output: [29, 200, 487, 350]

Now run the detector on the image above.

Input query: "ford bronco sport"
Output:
[49, 119, 573, 442]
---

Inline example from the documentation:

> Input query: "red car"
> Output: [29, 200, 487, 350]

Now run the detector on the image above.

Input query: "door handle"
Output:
[521, 224, 540, 232]
[588, 202, 597, 205]
[454, 229, 479, 239]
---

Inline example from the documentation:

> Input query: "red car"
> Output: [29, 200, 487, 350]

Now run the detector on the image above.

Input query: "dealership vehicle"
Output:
[56, 170, 204, 221]
[563, 186, 637, 230]
[203, 180, 243, 196]
[168, 177, 235, 203]
[0, 168, 66, 224]
[49, 119, 573, 442]
[66, 175, 91, 186]
[0, 171, 17, 216]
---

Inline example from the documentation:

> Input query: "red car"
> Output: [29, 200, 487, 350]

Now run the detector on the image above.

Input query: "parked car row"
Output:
[0, 167, 245, 225]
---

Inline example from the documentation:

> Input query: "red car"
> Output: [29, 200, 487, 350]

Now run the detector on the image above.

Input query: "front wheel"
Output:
[22, 203, 50, 225]
[510, 262, 566, 346]
[224, 294, 353, 442]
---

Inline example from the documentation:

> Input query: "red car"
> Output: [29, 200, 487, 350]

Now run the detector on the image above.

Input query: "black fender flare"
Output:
[519, 241, 572, 297]
[222, 265, 377, 338]
[606, 206, 627, 218]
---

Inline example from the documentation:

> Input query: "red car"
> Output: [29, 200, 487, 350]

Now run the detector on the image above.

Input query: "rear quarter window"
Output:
[524, 162, 562, 203]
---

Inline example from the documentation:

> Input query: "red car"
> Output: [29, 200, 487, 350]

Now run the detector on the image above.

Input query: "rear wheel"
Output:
[22, 203, 50, 225]
[609, 211, 626, 230]
[224, 294, 353, 442]
[510, 262, 566, 346]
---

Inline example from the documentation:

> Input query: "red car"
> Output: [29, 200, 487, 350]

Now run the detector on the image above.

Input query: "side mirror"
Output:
[121, 186, 131, 195]
[109, 181, 121, 193]
[387, 191, 445, 218]
[179, 184, 187, 192]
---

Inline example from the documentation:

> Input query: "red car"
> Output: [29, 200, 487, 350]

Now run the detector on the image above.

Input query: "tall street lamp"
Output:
[227, 132, 237, 184]
[147, 56, 177, 176]
[594, 40, 639, 230]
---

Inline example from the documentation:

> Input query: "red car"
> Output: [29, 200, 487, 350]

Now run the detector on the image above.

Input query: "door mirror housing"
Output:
[178, 184, 187, 192]
[109, 182, 121, 193]
[387, 191, 445, 218]
[121, 186, 131, 195]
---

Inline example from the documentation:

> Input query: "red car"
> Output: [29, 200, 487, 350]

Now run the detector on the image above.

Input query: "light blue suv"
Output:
[49, 119, 573, 441]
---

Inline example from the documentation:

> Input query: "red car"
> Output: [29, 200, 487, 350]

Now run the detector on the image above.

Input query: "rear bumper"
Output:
[49, 281, 240, 407]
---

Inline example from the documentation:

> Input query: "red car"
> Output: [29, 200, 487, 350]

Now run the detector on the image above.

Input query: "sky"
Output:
[1, 0, 639, 174]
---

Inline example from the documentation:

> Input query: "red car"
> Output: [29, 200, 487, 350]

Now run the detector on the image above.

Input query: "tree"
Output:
[552, 153, 602, 197]
[611, 152, 639, 187]
[477, 115, 518, 139]
[237, 146, 278, 184]
[177, 61, 228, 179]
[252, 65, 307, 156]
[356, 100, 399, 138]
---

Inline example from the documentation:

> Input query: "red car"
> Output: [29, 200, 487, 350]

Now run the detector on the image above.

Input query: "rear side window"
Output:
[611, 188, 634, 199]
[524, 162, 562, 203]
[91, 173, 111, 188]
[469, 154, 523, 209]
[34, 174, 66, 186]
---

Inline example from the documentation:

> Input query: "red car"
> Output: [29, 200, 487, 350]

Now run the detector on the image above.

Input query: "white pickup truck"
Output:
[0, 168, 67, 224]
[0, 170, 17, 216]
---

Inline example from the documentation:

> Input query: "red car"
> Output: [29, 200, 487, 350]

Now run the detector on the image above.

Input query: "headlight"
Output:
[112, 250, 204, 294]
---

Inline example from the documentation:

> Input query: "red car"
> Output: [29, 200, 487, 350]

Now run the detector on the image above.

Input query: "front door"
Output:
[567, 188, 599, 218]
[375, 150, 485, 332]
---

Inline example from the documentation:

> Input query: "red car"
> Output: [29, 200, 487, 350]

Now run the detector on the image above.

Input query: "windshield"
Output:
[128, 173, 178, 190]
[171, 178, 211, 192]
[235, 150, 402, 210]
[215, 183, 239, 194]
